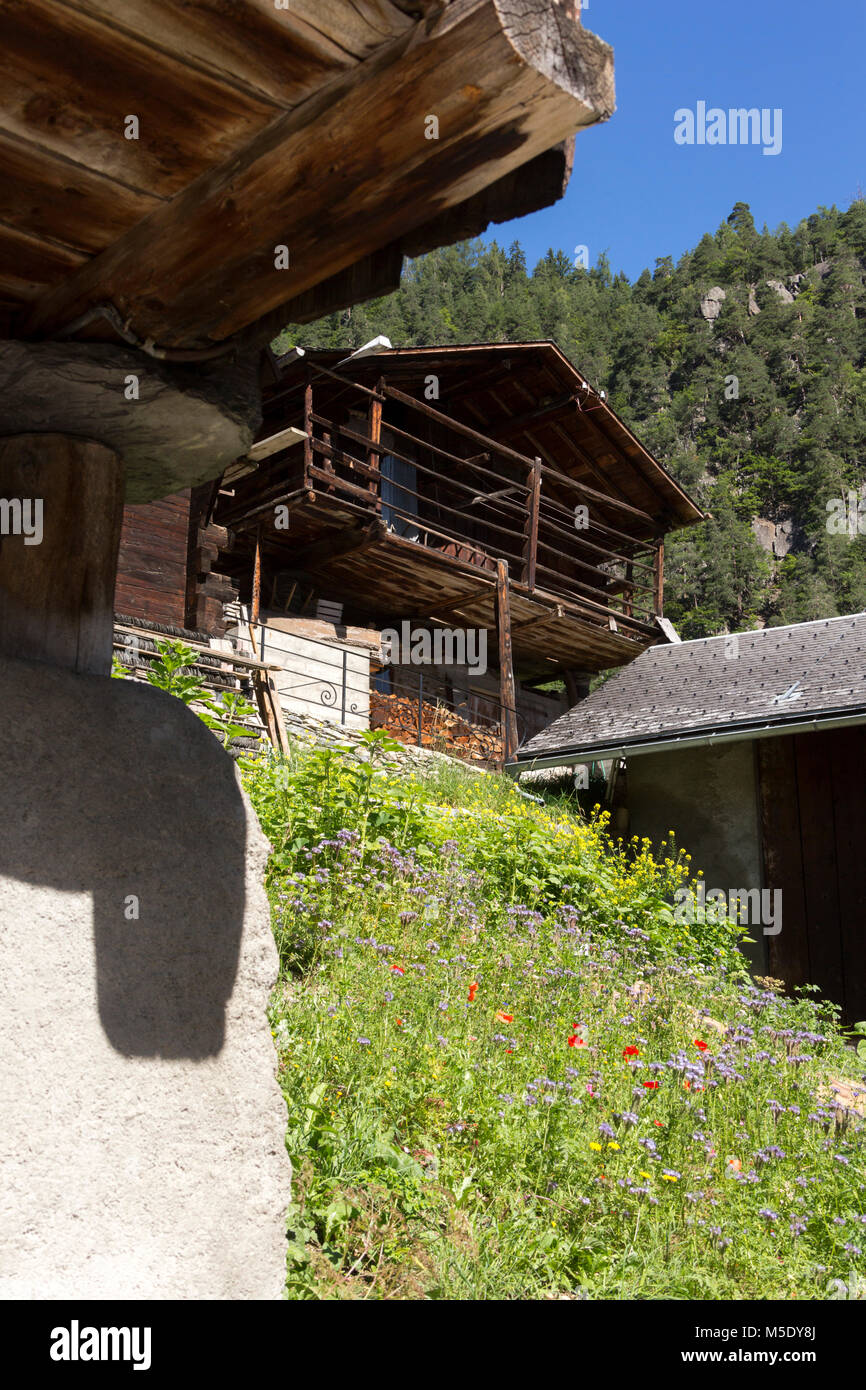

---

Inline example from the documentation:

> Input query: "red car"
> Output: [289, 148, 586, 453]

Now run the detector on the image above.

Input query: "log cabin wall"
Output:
[115, 492, 191, 628]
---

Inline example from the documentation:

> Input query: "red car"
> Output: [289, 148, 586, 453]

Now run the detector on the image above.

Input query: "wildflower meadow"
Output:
[243, 732, 866, 1300]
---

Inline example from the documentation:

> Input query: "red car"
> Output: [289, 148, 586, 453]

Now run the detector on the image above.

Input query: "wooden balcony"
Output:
[214, 349, 701, 678]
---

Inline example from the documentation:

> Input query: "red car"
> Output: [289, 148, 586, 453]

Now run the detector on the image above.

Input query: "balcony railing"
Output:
[222, 364, 665, 635]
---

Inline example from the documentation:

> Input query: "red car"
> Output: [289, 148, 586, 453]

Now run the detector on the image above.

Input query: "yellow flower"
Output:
[661, 1174, 678, 1182]
[589, 1142, 603, 1152]
[639, 1170, 653, 1180]
[607, 1142, 620, 1151]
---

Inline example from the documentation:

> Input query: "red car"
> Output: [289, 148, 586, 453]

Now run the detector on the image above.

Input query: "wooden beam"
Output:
[303, 380, 313, 487]
[563, 669, 592, 705]
[410, 579, 496, 625]
[522, 455, 542, 590]
[653, 541, 664, 616]
[20, 1, 614, 346]
[495, 559, 519, 763]
[384, 382, 535, 471]
[280, 520, 385, 574]
[248, 426, 307, 462]
[400, 137, 575, 258]
[250, 522, 263, 625]
[513, 604, 565, 632]
[367, 376, 383, 509]
[0, 433, 123, 674]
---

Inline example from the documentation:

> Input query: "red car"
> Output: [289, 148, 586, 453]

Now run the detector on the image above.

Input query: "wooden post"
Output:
[250, 522, 263, 627]
[563, 669, 592, 707]
[653, 540, 664, 616]
[0, 433, 123, 676]
[367, 376, 384, 512]
[624, 560, 633, 618]
[303, 377, 313, 487]
[495, 558, 519, 764]
[522, 455, 541, 591]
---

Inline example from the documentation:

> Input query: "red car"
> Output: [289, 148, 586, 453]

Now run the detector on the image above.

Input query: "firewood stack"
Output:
[370, 691, 503, 765]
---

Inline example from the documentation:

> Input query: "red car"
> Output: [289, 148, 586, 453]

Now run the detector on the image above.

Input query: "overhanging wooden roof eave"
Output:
[12, 3, 616, 352]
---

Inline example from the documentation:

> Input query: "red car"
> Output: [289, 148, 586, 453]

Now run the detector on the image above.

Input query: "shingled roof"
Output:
[516, 613, 866, 766]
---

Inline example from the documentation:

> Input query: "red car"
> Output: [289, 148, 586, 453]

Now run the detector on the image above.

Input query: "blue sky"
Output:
[486, 0, 865, 280]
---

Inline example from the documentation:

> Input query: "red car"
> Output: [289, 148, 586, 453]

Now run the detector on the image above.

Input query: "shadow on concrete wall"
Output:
[0, 657, 246, 1058]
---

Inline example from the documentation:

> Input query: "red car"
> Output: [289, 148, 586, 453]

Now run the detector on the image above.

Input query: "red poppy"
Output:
[623, 1045, 640, 1058]
[391, 966, 405, 976]
[395, 1018, 404, 1027]
[468, 982, 478, 1002]
[693, 1039, 709, 1051]
[495, 1011, 513, 1023]
[653, 1120, 665, 1128]
[567, 1035, 585, 1047]
[643, 1080, 659, 1090]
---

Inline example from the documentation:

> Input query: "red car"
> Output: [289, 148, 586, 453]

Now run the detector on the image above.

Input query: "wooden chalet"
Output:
[115, 341, 705, 761]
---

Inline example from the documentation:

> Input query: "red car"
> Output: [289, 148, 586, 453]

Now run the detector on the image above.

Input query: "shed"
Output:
[514, 614, 866, 1022]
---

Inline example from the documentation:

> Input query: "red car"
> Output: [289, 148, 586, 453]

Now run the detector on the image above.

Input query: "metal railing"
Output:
[114, 616, 525, 768]
[370, 663, 526, 769]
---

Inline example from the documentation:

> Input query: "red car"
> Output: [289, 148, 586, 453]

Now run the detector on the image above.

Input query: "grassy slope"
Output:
[244, 734, 866, 1300]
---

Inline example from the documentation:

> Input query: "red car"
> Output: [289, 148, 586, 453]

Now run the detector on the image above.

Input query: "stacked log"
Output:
[370, 691, 502, 764]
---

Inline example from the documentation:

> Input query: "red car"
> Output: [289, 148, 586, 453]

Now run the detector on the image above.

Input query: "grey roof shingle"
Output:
[518, 613, 866, 762]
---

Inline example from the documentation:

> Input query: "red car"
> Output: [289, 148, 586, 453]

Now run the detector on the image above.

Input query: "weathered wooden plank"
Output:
[827, 727, 866, 1022]
[0, 221, 86, 302]
[653, 541, 664, 615]
[63, 0, 413, 96]
[0, 1, 277, 197]
[0, 130, 162, 257]
[522, 455, 541, 590]
[495, 558, 519, 761]
[794, 732, 844, 1010]
[758, 736, 809, 990]
[115, 492, 190, 628]
[0, 433, 123, 674]
[22, 0, 614, 345]
[401, 137, 575, 258]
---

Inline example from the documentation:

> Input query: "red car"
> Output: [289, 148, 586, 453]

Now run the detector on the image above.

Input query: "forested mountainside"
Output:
[275, 200, 866, 638]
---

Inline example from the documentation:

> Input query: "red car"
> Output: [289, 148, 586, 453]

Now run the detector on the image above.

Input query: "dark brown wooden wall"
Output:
[759, 725, 866, 1024]
[114, 491, 190, 628]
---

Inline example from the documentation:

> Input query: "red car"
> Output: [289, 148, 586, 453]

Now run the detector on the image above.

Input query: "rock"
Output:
[751, 517, 795, 559]
[747, 285, 761, 316]
[700, 286, 726, 320]
[752, 518, 776, 553]
[0, 340, 261, 504]
[0, 658, 288, 1298]
[774, 518, 795, 558]
[766, 279, 795, 304]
